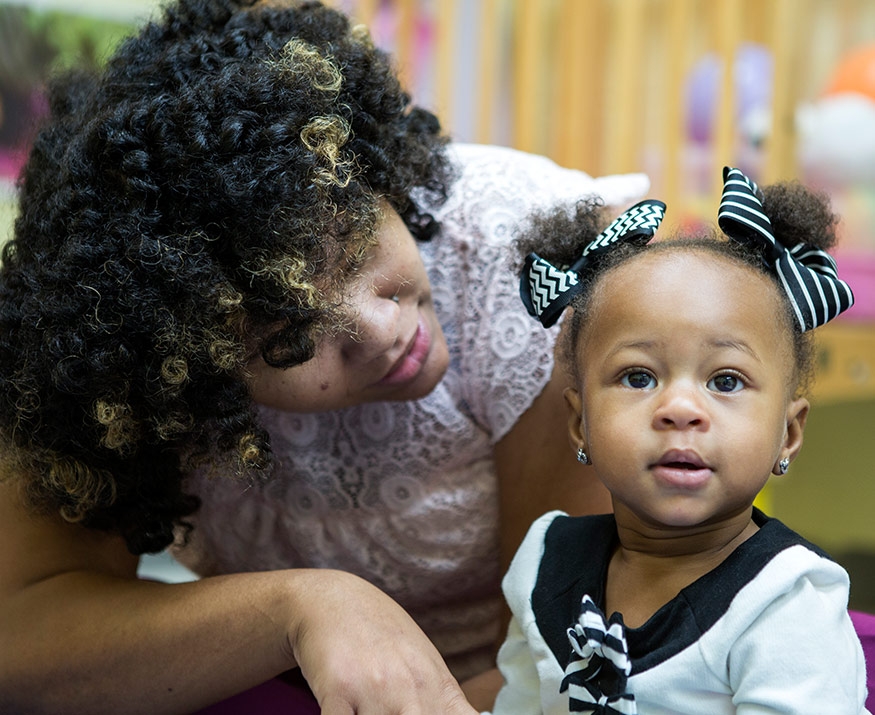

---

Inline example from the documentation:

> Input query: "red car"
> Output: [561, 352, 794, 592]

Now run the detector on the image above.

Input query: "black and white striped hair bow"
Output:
[520, 200, 666, 328]
[560, 595, 637, 714]
[717, 166, 854, 332]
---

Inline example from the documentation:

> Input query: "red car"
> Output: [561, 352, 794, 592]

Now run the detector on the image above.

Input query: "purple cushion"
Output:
[850, 610, 875, 712]
[192, 674, 319, 714]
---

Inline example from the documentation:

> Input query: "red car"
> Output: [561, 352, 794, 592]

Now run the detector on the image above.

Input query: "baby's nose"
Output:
[653, 382, 710, 430]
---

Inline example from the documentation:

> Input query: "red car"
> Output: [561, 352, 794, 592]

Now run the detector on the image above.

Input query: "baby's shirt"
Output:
[491, 509, 869, 714]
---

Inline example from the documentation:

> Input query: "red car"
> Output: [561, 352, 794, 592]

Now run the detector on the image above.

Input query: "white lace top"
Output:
[174, 144, 649, 679]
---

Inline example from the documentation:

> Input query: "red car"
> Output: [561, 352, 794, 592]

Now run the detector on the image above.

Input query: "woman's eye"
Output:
[622, 372, 655, 389]
[708, 374, 743, 393]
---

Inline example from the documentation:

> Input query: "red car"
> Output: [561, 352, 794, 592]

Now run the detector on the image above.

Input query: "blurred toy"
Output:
[797, 43, 875, 323]
[797, 43, 875, 190]
[823, 44, 875, 102]
[797, 94, 875, 188]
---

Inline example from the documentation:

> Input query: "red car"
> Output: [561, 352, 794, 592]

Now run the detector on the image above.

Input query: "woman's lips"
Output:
[378, 315, 431, 386]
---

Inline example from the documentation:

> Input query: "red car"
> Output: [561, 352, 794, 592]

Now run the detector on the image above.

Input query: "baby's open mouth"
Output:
[655, 450, 708, 471]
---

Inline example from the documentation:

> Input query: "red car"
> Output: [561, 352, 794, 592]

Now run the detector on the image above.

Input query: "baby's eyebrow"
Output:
[606, 338, 762, 362]
[603, 340, 658, 359]
[709, 338, 761, 361]
[613, 340, 658, 351]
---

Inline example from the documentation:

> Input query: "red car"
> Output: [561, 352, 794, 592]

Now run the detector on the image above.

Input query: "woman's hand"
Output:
[289, 569, 478, 714]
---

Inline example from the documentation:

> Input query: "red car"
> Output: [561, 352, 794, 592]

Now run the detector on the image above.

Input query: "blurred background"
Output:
[0, 0, 873, 609]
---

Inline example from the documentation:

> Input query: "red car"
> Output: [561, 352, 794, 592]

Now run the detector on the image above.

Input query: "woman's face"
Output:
[246, 205, 449, 412]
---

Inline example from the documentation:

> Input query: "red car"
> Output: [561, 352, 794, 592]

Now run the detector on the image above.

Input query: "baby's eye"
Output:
[622, 371, 656, 389]
[708, 374, 743, 393]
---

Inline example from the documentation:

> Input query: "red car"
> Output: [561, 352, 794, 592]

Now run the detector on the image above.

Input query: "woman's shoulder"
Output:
[427, 144, 649, 258]
[445, 143, 650, 210]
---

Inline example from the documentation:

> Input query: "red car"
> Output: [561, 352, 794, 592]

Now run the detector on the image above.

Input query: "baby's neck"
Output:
[605, 509, 758, 628]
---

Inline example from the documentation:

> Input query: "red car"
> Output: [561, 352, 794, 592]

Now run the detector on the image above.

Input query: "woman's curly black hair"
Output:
[0, 0, 453, 555]
[514, 181, 841, 396]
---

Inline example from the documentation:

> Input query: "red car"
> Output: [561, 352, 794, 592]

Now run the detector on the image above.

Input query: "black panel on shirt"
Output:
[531, 508, 833, 675]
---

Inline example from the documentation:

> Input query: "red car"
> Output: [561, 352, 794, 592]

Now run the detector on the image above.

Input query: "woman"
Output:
[0, 1, 647, 711]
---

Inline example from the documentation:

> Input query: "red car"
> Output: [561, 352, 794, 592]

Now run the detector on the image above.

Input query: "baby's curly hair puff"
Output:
[0, 0, 452, 554]
[514, 180, 839, 398]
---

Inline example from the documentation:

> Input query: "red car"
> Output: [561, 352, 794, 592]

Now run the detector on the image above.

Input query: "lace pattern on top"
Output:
[174, 144, 649, 679]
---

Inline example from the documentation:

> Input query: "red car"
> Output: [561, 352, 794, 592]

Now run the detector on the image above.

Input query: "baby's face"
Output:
[565, 249, 808, 531]
[246, 205, 449, 412]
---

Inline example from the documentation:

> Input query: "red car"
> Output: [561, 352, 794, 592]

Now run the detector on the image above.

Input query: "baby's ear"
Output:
[781, 397, 810, 466]
[564, 387, 584, 450]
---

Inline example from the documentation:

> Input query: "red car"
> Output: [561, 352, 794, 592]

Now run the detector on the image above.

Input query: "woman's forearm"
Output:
[0, 568, 302, 714]
[0, 566, 477, 714]
[0, 478, 474, 714]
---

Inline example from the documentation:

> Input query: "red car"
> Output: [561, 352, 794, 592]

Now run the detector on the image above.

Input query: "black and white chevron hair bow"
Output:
[717, 166, 854, 332]
[560, 595, 637, 714]
[520, 200, 666, 328]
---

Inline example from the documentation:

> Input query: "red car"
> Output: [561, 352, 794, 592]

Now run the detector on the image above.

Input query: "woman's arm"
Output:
[493, 359, 612, 577]
[468, 352, 612, 713]
[0, 480, 475, 714]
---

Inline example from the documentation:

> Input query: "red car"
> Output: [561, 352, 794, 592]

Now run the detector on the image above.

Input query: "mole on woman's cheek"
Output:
[321, 382, 330, 391]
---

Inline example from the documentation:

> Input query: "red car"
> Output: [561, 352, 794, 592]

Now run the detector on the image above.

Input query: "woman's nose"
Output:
[652, 380, 710, 431]
[346, 292, 402, 362]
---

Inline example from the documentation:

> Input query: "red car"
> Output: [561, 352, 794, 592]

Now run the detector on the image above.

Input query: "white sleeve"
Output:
[722, 549, 869, 713]
[489, 511, 569, 715]
[487, 616, 545, 715]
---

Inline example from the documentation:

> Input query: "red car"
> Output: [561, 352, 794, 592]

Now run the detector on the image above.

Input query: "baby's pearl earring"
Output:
[776, 457, 790, 475]
[576, 446, 590, 466]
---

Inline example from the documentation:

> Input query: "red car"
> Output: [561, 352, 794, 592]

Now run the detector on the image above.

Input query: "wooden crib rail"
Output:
[332, 0, 875, 224]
